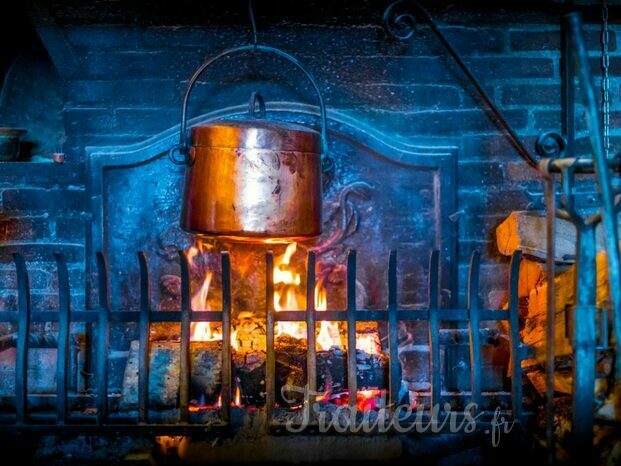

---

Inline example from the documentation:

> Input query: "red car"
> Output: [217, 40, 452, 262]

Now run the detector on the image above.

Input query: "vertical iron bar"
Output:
[54, 253, 70, 424]
[266, 251, 275, 427]
[388, 250, 399, 408]
[13, 253, 30, 424]
[306, 251, 317, 419]
[428, 250, 440, 410]
[545, 178, 557, 464]
[137, 252, 151, 424]
[571, 224, 597, 463]
[95, 252, 110, 425]
[467, 251, 482, 411]
[221, 251, 232, 422]
[346, 250, 357, 408]
[508, 251, 523, 422]
[567, 12, 621, 375]
[178, 251, 191, 423]
[561, 10, 575, 159]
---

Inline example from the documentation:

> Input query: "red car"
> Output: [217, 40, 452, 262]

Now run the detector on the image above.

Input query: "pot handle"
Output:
[170, 44, 331, 171]
[248, 91, 267, 120]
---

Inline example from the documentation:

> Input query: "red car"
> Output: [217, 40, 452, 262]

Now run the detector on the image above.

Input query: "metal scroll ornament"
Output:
[382, 0, 541, 169]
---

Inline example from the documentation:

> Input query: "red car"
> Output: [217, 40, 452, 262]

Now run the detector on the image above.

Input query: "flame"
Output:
[316, 279, 341, 350]
[273, 243, 306, 340]
[190, 271, 213, 312]
[233, 383, 242, 407]
[155, 436, 183, 455]
[273, 244, 342, 351]
[356, 389, 384, 411]
[355, 331, 381, 356]
[315, 388, 384, 411]
[186, 245, 223, 343]
[230, 328, 239, 352]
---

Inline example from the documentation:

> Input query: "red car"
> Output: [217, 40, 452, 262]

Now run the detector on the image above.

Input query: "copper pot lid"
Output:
[190, 119, 321, 153]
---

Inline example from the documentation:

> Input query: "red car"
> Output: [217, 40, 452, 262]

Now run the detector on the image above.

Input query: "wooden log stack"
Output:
[496, 210, 612, 367]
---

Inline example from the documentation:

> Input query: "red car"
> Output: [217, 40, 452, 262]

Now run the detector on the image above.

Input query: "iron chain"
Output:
[602, 0, 611, 158]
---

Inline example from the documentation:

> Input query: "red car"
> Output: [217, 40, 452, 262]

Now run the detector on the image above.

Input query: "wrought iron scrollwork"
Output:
[382, 0, 540, 169]
[382, 1, 417, 41]
[535, 132, 566, 159]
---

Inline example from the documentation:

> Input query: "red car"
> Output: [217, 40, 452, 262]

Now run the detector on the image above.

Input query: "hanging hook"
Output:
[248, 0, 258, 51]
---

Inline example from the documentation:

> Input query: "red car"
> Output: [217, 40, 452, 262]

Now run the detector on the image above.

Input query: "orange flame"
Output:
[187, 245, 222, 342]
[155, 436, 183, 455]
[355, 331, 381, 356]
[273, 243, 342, 350]
[356, 389, 384, 411]
[316, 279, 340, 350]
[233, 383, 242, 407]
[274, 243, 306, 339]
[315, 388, 385, 411]
[230, 328, 239, 352]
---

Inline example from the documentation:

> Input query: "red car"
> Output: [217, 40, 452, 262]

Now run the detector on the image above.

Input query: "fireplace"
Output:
[0, 241, 524, 424]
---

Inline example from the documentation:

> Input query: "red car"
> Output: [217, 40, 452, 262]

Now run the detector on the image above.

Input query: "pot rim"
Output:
[190, 119, 321, 152]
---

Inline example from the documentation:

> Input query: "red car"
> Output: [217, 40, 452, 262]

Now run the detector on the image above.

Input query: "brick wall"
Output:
[0, 164, 86, 321]
[0, 0, 617, 311]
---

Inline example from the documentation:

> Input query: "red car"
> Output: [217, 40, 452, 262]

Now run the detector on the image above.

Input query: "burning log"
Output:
[274, 324, 386, 407]
[355, 324, 387, 389]
[121, 339, 221, 410]
[276, 334, 306, 406]
[232, 316, 266, 406]
[317, 346, 346, 394]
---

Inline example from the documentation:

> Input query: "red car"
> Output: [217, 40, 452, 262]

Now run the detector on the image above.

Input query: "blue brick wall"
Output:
[1, 3, 618, 311]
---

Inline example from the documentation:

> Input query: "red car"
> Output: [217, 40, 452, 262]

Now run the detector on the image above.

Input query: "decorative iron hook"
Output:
[382, 0, 539, 169]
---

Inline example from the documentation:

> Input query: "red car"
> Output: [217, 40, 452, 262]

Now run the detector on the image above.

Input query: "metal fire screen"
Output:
[0, 248, 528, 434]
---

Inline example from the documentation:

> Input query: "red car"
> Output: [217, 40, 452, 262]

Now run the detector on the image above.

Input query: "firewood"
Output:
[121, 340, 222, 409]
[317, 346, 346, 394]
[496, 211, 620, 264]
[231, 318, 267, 406]
[233, 359, 265, 407]
[518, 259, 546, 298]
[275, 334, 306, 406]
[496, 211, 578, 262]
[522, 250, 612, 363]
[0, 347, 58, 395]
[525, 368, 572, 395]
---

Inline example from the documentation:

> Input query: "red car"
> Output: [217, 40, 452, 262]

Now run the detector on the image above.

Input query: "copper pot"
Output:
[171, 44, 330, 242]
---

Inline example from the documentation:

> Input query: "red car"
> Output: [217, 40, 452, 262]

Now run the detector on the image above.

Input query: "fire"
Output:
[355, 389, 384, 411]
[186, 245, 222, 342]
[230, 328, 239, 352]
[155, 436, 183, 455]
[273, 243, 342, 350]
[186, 241, 365, 353]
[274, 243, 306, 339]
[315, 388, 385, 411]
[355, 330, 381, 356]
[233, 383, 242, 407]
